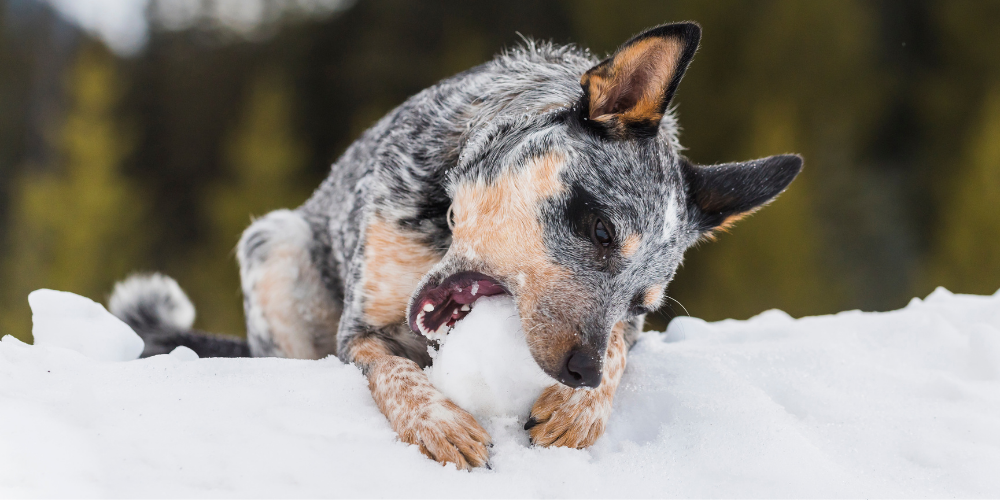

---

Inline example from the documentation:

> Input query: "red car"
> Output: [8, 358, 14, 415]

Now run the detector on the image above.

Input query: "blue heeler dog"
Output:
[110, 22, 802, 470]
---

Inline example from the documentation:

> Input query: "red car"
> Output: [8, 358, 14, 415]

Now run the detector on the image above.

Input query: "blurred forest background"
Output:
[2, 0, 999, 343]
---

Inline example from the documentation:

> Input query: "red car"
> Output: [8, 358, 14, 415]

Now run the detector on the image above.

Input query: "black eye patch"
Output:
[566, 185, 607, 237]
[565, 184, 620, 259]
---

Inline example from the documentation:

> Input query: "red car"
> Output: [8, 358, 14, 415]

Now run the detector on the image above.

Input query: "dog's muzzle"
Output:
[408, 271, 508, 341]
[559, 347, 603, 388]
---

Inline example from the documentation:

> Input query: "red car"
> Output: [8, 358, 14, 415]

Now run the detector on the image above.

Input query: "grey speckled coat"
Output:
[112, 22, 801, 469]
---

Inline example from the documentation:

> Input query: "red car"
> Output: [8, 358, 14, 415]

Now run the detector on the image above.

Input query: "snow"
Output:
[28, 289, 144, 363]
[427, 295, 552, 422]
[1, 287, 999, 497]
[169, 345, 200, 361]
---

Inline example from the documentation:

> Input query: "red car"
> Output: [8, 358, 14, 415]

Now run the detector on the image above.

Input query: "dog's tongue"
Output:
[449, 279, 506, 304]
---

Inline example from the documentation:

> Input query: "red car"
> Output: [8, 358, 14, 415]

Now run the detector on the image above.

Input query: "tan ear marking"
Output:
[584, 37, 683, 125]
[699, 210, 759, 242]
[580, 23, 701, 137]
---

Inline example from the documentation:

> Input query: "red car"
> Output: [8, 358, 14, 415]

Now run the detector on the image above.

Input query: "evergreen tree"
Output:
[0, 43, 145, 342]
[177, 70, 311, 336]
[928, 89, 1000, 295]
[671, 101, 837, 321]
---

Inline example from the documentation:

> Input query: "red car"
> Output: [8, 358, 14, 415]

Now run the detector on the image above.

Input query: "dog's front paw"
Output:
[525, 383, 613, 449]
[399, 399, 492, 470]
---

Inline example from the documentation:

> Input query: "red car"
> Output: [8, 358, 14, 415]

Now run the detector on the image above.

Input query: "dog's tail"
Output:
[108, 273, 250, 358]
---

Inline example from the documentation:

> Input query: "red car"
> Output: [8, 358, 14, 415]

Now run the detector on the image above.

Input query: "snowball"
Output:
[169, 345, 200, 361]
[427, 295, 553, 422]
[29, 289, 144, 362]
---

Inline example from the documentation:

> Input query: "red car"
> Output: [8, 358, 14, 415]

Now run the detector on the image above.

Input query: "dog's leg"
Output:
[329, 214, 491, 469]
[238, 209, 341, 359]
[346, 333, 492, 470]
[525, 319, 633, 448]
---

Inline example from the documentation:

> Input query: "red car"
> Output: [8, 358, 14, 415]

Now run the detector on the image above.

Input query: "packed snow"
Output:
[427, 295, 552, 422]
[1, 287, 999, 497]
[28, 289, 144, 363]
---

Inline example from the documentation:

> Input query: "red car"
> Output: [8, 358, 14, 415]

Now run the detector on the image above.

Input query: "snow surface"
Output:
[1, 287, 999, 497]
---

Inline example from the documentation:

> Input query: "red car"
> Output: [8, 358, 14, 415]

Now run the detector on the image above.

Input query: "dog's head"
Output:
[408, 23, 802, 388]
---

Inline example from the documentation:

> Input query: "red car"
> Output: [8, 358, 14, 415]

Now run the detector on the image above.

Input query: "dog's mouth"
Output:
[408, 271, 509, 340]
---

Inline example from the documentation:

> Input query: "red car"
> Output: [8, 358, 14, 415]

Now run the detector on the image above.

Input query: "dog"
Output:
[110, 22, 802, 470]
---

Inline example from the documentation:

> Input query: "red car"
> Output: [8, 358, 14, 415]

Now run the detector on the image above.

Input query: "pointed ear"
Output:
[683, 154, 804, 232]
[580, 22, 701, 138]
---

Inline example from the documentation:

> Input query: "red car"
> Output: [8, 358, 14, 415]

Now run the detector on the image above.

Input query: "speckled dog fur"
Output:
[231, 22, 802, 469]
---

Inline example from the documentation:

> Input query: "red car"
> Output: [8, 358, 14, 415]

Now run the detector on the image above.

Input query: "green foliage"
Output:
[669, 102, 843, 321]
[178, 71, 312, 335]
[928, 89, 1000, 295]
[2, 0, 1000, 340]
[1, 44, 146, 341]
[578, 0, 885, 322]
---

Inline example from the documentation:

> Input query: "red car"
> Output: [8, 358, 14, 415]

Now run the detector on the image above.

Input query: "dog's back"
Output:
[110, 23, 802, 470]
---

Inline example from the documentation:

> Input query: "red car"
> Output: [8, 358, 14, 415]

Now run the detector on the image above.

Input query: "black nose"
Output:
[558, 349, 602, 388]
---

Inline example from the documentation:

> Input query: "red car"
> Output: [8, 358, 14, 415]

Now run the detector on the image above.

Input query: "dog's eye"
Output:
[591, 218, 613, 248]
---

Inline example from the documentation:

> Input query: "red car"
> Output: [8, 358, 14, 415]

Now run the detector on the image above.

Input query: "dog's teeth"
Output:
[415, 310, 451, 341]
[452, 308, 460, 317]
[460, 304, 471, 312]
[415, 312, 429, 335]
[431, 322, 450, 339]
[471, 283, 479, 295]
[422, 303, 434, 312]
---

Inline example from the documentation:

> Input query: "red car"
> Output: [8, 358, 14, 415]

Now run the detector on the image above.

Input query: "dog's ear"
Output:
[579, 22, 700, 138]
[683, 154, 803, 233]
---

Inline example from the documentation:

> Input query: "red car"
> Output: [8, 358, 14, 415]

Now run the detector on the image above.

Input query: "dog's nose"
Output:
[558, 349, 602, 388]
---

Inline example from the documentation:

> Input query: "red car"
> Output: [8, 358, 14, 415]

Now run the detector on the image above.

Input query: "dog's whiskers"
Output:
[664, 295, 690, 317]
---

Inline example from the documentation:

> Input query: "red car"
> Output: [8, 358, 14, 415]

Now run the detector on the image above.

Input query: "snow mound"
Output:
[1, 286, 999, 497]
[28, 289, 144, 362]
[427, 295, 553, 423]
[169, 345, 200, 361]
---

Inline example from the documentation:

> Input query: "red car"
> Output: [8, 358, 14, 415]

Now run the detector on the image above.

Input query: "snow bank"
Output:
[1, 287, 999, 497]
[28, 289, 144, 362]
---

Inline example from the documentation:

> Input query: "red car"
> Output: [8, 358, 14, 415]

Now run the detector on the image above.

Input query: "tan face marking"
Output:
[581, 37, 683, 127]
[527, 320, 629, 448]
[348, 336, 491, 470]
[620, 233, 641, 258]
[450, 153, 589, 373]
[362, 217, 441, 327]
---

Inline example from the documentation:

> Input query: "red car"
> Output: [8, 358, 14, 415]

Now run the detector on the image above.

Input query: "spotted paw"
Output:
[399, 399, 492, 470]
[525, 383, 614, 449]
